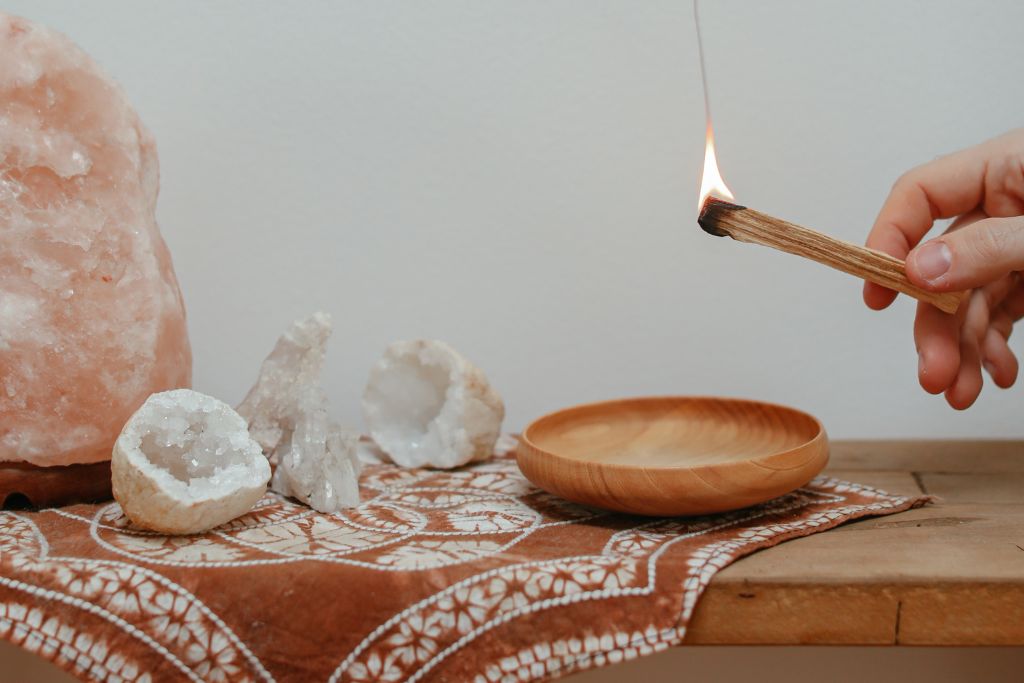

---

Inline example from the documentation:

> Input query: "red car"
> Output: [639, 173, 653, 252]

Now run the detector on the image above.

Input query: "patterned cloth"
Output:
[0, 439, 925, 683]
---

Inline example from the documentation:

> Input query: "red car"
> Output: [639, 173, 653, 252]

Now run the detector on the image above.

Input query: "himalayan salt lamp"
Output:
[0, 13, 191, 476]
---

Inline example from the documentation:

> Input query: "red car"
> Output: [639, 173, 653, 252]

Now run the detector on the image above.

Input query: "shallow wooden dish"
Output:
[516, 396, 828, 516]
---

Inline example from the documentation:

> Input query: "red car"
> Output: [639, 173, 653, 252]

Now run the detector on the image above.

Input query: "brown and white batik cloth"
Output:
[0, 438, 925, 682]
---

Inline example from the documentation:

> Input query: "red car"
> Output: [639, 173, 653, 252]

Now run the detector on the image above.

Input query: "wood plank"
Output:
[686, 585, 898, 644]
[712, 503, 1024, 583]
[565, 644, 1024, 683]
[686, 583, 1024, 645]
[917, 472, 1024, 504]
[829, 440, 1024, 472]
[686, 436, 1024, 646]
[898, 584, 1024, 645]
[822, 469, 922, 497]
[682, 442, 1024, 646]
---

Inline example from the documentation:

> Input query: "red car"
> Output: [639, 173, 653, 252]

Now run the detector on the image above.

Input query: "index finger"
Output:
[868, 147, 988, 256]
[864, 145, 988, 308]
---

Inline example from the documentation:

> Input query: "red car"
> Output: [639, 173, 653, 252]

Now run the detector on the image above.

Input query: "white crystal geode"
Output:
[111, 390, 270, 535]
[0, 13, 191, 467]
[237, 313, 361, 512]
[362, 340, 505, 469]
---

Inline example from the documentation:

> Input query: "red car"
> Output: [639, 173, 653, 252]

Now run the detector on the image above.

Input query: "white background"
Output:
[11, 0, 1024, 437]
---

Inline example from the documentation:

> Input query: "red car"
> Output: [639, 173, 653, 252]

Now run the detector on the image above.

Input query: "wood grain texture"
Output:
[698, 198, 966, 314]
[516, 396, 828, 516]
[688, 584, 1024, 645]
[830, 439, 1024, 472]
[684, 440, 1024, 645]
[0, 460, 112, 509]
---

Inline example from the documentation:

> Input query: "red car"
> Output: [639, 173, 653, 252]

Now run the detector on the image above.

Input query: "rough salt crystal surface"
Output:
[238, 313, 361, 512]
[0, 13, 191, 466]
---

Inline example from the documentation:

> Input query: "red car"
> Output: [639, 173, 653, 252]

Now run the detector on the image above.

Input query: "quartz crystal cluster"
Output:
[363, 340, 505, 469]
[0, 13, 191, 467]
[237, 313, 361, 512]
[112, 390, 270, 535]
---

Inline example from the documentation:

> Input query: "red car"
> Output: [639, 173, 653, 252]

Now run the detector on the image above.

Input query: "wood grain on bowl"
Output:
[516, 396, 828, 516]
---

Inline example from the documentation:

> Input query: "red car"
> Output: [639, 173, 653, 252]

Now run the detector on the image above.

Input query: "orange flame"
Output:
[698, 121, 734, 210]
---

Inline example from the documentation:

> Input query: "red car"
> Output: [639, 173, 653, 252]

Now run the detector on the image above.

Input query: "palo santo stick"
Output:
[698, 197, 966, 314]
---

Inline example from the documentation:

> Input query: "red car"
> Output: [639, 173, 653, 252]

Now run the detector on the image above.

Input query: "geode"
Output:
[112, 389, 270, 535]
[0, 13, 191, 467]
[362, 340, 505, 469]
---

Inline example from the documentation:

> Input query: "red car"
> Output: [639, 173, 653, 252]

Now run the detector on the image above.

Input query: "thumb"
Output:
[906, 216, 1024, 290]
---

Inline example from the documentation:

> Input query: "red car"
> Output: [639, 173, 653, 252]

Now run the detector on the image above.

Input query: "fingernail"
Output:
[984, 361, 996, 377]
[918, 353, 926, 376]
[913, 241, 952, 281]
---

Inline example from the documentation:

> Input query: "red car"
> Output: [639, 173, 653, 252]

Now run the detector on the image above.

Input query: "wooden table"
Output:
[2, 440, 1021, 683]
[685, 440, 1024, 646]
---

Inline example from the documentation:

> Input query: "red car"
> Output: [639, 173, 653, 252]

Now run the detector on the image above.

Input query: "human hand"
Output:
[864, 129, 1024, 409]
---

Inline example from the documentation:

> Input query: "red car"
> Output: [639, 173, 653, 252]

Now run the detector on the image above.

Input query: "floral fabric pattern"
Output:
[0, 446, 924, 682]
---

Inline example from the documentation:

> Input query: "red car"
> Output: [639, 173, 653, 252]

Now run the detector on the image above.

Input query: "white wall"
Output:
[10, 0, 1024, 438]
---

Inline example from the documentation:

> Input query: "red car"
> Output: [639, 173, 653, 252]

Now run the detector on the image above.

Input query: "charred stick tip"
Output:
[698, 196, 746, 237]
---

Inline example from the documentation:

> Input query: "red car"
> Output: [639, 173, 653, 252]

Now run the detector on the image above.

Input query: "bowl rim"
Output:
[517, 394, 828, 476]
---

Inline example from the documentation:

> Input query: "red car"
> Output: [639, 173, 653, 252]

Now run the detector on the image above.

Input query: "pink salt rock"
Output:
[0, 13, 191, 467]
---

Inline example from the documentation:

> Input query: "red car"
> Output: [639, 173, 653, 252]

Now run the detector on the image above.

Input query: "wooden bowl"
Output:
[516, 396, 828, 516]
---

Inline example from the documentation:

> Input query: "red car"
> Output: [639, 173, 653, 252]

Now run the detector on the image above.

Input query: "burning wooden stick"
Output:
[697, 197, 966, 314]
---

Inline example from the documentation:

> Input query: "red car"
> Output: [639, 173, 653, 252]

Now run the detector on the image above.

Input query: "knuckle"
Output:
[973, 225, 1008, 261]
[982, 154, 1024, 214]
[893, 169, 920, 193]
[958, 221, 1022, 268]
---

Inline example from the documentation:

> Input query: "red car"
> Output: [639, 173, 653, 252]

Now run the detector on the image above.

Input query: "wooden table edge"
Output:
[684, 439, 1024, 646]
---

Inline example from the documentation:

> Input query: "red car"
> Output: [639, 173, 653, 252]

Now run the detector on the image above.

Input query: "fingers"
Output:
[945, 290, 988, 409]
[864, 146, 991, 310]
[980, 148, 1024, 217]
[918, 276, 1024, 403]
[867, 209, 988, 310]
[864, 130, 1024, 308]
[869, 130, 1024, 404]
[982, 317, 1018, 388]
[863, 281, 898, 310]
[867, 148, 989, 256]
[906, 216, 1024, 291]
[914, 301, 961, 394]
[946, 331, 984, 409]
[863, 154, 982, 308]
[1000, 276, 1024, 320]
[946, 208, 989, 233]
[982, 278, 1024, 388]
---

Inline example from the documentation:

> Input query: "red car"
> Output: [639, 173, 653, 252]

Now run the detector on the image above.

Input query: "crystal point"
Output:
[238, 313, 361, 513]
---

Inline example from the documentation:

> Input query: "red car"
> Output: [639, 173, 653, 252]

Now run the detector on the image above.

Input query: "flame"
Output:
[698, 121, 734, 210]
